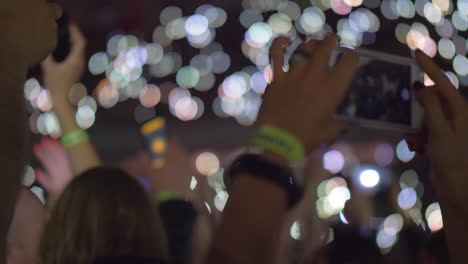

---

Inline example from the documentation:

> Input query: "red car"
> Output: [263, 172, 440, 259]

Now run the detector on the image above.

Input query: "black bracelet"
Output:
[225, 154, 304, 209]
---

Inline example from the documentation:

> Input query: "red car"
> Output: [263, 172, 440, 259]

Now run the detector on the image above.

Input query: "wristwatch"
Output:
[225, 154, 304, 209]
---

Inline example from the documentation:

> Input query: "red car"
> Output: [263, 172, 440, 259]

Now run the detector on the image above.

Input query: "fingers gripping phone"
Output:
[285, 40, 424, 133]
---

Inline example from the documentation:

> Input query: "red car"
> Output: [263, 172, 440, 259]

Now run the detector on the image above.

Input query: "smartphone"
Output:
[52, 11, 71, 62]
[285, 41, 424, 133]
[140, 117, 167, 169]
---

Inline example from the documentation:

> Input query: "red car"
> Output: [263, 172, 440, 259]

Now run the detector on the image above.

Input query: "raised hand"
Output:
[257, 35, 360, 156]
[33, 137, 73, 206]
[412, 50, 468, 216]
[42, 25, 87, 100]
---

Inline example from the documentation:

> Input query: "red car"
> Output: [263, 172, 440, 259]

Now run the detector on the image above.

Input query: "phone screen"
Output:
[336, 55, 413, 126]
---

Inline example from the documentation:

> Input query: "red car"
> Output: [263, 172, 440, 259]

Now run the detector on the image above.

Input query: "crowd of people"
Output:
[1, 1, 468, 264]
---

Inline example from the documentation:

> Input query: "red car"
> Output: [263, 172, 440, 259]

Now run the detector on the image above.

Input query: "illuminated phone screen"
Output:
[336, 56, 412, 126]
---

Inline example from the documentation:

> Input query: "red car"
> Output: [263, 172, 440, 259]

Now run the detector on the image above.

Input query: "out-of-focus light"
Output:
[145, 43, 164, 65]
[395, 23, 411, 44]
[359, 169, 380, 188]
[323, 150, 345, 174]
[190, 176, 198, 191]
[340, 212, 350, 224]
[396, 140, 415, 163]
[78, 96, 97, 113]
[246, 22, 273, 48]
[210, 51, 231, 74]
[460, 0, 468, 16]
[196, 152, 220, 176]
[278, 1, 301, 20]
[381, 0, 399, 20]
[107, 34, 124, 57]
[398, 0, 416, 18]
[327, 186, 351, 210]
[452, 35, 467, 55]
[377, 229, 398, 249]
[207, 7, 228, 28]
[44, 112, 61, 138]
[400, 169, 419, 189]
[24, 78, 41, 102]
[374, 144, 394, 167]
[23, 165, 36, 187]
[452, 11, 468, 31]
[186, 14, 210, 36]
[250, 71, 268, 94]
[300, 7, 326, 33]
[268, 13, 293, 34]
[37, 89, 53, 112]
[190, 55, 214, 76]
[89, 52, 109, 75]
[290, 220, 302, 240]
[331, 0, 352, 15]
[426, 202, 444, 232]
[214, 190, 229, 212]
[153, 25, 173, 47]
[345, 0, 363, 7]
[398, 187, 418, 210]
[31, 186, 46, 205]
[438, 38, 456, 59]
[436, 18, 455, 38]
[383, 214, 404, 235]
[424, 73, 435, 86]
[176, 66, 200, 89]
[97, 83, 119, 109]
[453, 55, 468, 76]
[188, 28, 215, 48]
[195, 73, 216, 92]
[424, 3, 443, 24]
[240, 9, 264, 29]
[150, 55, 174, 78]
[173, 97, 198, 121]
[76, 105, 96, 129]
[166, 17, 187, 40]
[445, 71, 460, 89]
[160, 6, 183, 25]
[139, 84, 161, 108]
[222, 75, 248, 100]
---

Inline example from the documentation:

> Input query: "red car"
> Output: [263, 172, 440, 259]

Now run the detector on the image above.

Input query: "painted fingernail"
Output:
[413, 81, 424, 91]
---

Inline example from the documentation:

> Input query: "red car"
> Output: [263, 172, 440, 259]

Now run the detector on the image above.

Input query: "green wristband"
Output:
[250, 125, 306, 164]
[60, 130, 89, 149]
[156, 191, 182, 203]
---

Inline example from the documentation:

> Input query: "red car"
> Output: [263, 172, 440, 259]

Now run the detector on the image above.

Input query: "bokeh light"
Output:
[426, 202, 444, 232]
[323, 150, 345, 174]
[196, 152, 220, 176]
[396, 140, 415, 163]
[359, 169, 380, 188]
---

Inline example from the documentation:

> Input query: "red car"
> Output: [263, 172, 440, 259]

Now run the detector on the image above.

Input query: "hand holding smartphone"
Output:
[285, 39, 424, 133]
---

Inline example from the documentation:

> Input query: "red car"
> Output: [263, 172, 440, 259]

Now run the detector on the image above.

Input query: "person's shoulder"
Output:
[93, 256, 167, 264]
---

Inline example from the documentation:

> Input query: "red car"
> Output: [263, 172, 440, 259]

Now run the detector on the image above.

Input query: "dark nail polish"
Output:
[413, 81, 424, 91]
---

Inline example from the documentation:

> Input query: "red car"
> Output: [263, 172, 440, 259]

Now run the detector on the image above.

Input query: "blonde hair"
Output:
[39, 167, 168, 264]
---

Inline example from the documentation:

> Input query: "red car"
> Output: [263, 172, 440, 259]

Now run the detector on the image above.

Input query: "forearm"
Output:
[0, 61, 28, 263]
[51, 94, 100, 175]
[205, 174, 288, 264]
